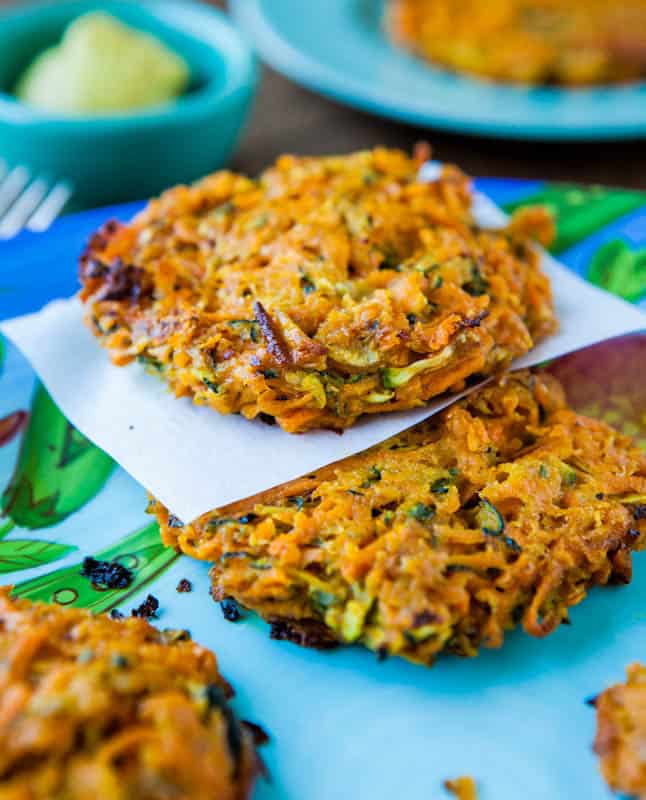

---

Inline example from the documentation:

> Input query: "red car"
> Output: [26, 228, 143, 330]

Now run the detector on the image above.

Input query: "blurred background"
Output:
[0, 0, 644, 236]
[217, 0, 646, 188]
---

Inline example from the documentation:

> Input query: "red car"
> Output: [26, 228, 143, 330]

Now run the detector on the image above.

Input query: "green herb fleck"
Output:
[311, 589, 339, 611]
[503, 536, 522, 554]
[361, 465, 382, 488]
[563, 470, 577, 487]
[137, 354, 163, 372]
[430, 477, 452, 495]
[476, 499, 504, 536]
[207, 517, 238, 529]
[379, 251, 401, 271]
[300, 272, 316, 295]
[250, 213, 269, 229]
[463, 264, 490, 297]
[203, 378, 220, 393]
[221, 551, 251, 561]
[228, 319, 260, 343]
[408, 503, 436, 522]
[213, 201, 234, 217]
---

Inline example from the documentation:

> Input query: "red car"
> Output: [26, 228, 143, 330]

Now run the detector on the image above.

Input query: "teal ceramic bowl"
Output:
[0, 0, 257, 207]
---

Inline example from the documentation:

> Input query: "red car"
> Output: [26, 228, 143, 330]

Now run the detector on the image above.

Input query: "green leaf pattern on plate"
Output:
[13, 522, 178, 613]
[0, 539, 75, 573]
[505, 184, 646, 254]
[1, 383, 115, 529]
[587, 239, 646, 302]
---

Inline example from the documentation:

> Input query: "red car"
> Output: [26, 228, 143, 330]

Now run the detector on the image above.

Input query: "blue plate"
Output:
[1, 180, 646, 800]
[232, 0, 646, 140]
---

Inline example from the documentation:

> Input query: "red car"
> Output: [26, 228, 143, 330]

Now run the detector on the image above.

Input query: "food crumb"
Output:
[220, 598, 242, 622]
[131, 594, 159, 619]
[176, 578, 192, 593]
[80, 557, 134, 590]
[444, 776, 478, 800]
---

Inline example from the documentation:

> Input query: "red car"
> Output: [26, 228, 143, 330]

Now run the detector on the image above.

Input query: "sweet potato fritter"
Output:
[151, 370, 646, 666]
[79, 148, 556, 433]
[0, 589, 258, 800]
[387, 0, 646, 86]
[595, 663, 646, 799]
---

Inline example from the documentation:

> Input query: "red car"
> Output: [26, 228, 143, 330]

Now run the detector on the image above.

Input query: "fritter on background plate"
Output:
[151, 370, 646, 666]
[595, 663, 646, 799]
[0, 588, 259, 800]
[80, 147, 556, 433]
[387, 0, 646, 86]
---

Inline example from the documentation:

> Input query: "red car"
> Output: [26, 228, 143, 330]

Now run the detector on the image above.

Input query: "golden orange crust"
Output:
[0, 589, 258, 800]
[151, 370, 646, 666]
[444, 776, 479, 800]
[595, 663, 646, 799]
[79, 148, 556, 433]
[387, 0, 646, 86]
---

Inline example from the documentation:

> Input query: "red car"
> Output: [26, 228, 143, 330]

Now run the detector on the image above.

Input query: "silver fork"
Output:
[0, 160, 72, 240]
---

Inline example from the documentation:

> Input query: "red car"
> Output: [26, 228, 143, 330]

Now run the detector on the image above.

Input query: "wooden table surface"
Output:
[217, 2, 646, 190]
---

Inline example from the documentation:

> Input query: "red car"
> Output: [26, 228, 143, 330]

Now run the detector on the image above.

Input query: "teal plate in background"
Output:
[232, 0, 646, 141]
[0, 179, 646, 799]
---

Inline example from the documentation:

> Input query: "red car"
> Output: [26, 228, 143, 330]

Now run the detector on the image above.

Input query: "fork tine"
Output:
[26, 182, 73, 233]
[0, 166, 31, 219]
[0, 177, 50, 240]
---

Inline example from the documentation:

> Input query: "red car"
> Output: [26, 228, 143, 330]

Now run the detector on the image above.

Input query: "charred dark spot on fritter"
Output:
[109, 608, 124, 620]
[268, 617, 339, 650]
[412, 610, 439, 627]
[633, 505, 646, 520]
[253, 301, 291, 366]
[458, 309, 489, 329]
[79, 219, 124, 279]
[131, 594, 159, 619]
[168, 514, 184, 529]
[242, 720, 270, 746]
[608, 542, 633, 585]
[80, 557, 134, 590]
[220, 598, 242, 622]
[96, 260, 154, 304]
[258, 412, 276, 426]
[176, 578, 192, 593]
[80, 257, 109, 280]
